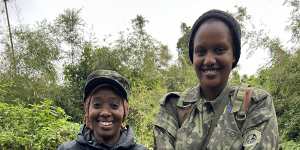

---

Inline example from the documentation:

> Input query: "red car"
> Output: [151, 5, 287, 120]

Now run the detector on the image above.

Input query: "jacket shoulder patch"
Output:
[251, 88, 270, 102]
[243, 129, 262, 148]
[160, 92, 180, 106]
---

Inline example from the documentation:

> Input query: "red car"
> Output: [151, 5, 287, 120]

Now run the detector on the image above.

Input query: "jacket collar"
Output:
[180, 84, 232, 113]
[76, 125, 136, 149]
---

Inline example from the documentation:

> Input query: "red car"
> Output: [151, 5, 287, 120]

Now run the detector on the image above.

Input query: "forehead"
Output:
[92, 86, 122, 98]
[194, 19, 232, 41]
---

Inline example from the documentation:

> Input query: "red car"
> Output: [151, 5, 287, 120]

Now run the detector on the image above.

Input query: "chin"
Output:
[201, 78, 219, 85]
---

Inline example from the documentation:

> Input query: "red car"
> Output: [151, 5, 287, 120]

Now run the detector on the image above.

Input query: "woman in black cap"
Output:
[58, 70, 146, 150]
[154, 9, 279, 149]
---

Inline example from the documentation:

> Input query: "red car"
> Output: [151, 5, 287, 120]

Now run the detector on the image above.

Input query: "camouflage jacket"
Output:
[153, 85, 279, 150]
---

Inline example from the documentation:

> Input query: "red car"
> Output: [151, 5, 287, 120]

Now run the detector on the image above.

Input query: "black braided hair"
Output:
[188, 9, 241, 68]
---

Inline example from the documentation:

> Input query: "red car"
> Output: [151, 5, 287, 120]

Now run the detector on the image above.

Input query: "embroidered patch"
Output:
[243, 130, 262, 147]
[226, 103, 233, 113]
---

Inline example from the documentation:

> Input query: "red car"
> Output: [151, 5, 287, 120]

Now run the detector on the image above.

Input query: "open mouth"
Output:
[100, 121, 112, 126]
[202, 68, 219, 73]
[200, 68, 221, 78]
[97, 120, 113, 129]
[203, 69, 217, 73]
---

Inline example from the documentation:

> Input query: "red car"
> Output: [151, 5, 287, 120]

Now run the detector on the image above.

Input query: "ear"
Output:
[84, 96, 93, 129]
[231, 51, 236, 68]
[232, 57, 236, 65]
[123, 100, 129, 119]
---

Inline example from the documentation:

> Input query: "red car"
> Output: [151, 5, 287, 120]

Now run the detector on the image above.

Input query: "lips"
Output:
[100, 121, 112, 126]
[200, 68, 220, 78]
[97, 120, 113, 129]
[203, 69, 217, 73]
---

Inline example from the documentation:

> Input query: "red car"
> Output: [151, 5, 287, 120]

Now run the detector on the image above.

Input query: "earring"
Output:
[121, 122, 127, 129]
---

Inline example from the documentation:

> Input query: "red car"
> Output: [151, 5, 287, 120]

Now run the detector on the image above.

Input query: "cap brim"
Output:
[84, 77, 128, 101]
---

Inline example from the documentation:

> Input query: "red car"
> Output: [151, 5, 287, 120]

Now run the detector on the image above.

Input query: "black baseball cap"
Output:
[83, 70, 130, 101]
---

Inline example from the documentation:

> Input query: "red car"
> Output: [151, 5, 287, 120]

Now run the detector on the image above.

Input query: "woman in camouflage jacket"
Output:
[154, 9, 279, 150]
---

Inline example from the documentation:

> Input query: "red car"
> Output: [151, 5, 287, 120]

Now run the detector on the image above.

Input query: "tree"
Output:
[53, 8, 84, 64]
[176, 22, 191, 65]
[0, 20, 62, 104]
[113, 15, 172, 88]
[285, 0, 300, 44]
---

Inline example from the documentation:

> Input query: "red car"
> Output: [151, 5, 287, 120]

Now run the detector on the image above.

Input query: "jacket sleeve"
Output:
[57, 144, 67, 150]
[57, 141, 79, 150]
[153, 93, 180, 150]
[242, 89, 279, 150]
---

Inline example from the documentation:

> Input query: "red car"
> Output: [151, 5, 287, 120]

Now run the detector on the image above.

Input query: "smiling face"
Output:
[193, 19, 235, 98]
[88, 86, 124, 145]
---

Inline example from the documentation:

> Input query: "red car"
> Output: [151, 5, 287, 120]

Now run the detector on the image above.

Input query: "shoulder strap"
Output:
[243, 88, 253, 112]
[233, 87, 253, 130]
[236, 87, 253, 120]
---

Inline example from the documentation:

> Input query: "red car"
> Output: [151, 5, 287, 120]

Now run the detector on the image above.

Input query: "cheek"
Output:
[192, 55, 201, 65]
[86, 108, 98, 129]
[192, 53, 199, 64]
[88, 109, 97, 121]
[111, 107, 125, 122]
[193, 59, 202, 72]
[118, 108, 125, 120]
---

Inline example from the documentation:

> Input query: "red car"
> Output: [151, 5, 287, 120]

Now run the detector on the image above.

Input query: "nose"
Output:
[203, 51, 216, 66]
[100, 108, 112, 118]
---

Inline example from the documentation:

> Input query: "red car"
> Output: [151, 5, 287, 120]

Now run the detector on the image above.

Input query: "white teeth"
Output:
[100, 121, 112, 126]
[204, 69, 217, 73]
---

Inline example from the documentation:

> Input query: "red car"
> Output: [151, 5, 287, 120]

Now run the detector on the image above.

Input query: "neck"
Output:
[200, 84, 226, 101]
[94, 130, 121, 145]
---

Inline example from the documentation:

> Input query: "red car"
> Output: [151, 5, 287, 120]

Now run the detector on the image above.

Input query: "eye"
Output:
[110, 102, 120, 110]
[93, 102, 101, 108]
[91, 97, 102, 108]
[194, 46, 206, 56]
[214, 47, 225, 54]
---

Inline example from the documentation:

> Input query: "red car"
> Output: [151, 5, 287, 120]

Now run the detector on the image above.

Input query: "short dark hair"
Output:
[188, 9, 241, 68]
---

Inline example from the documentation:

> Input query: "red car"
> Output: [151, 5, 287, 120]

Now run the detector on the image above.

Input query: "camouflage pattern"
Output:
[154, 85, 279, 150]
[84, 69, 130, 101]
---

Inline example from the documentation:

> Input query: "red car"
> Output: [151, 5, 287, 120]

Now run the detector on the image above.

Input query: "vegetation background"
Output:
[0, 0, 300, 149]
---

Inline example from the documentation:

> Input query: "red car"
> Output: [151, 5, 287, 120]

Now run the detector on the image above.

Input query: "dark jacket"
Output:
[58, 125, 146, 150]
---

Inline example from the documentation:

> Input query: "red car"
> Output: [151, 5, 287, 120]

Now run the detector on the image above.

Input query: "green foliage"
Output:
[114, 15, 171, 73]
[1, 5, 300, 149]
[164, 62, 197, 92]
[229, 70, 241, 86]
[176, 23, 191, 64]
[0, 72, 63, 105]
[0, 99, 79, 149]
[281, 140, 300, 150]
[7, 22, 59, 82]
[255, 42, 300, 144]
[127, 82, 166, 148]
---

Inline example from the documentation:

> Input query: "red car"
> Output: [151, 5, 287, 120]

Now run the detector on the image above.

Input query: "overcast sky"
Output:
[0, 0, 292, 75]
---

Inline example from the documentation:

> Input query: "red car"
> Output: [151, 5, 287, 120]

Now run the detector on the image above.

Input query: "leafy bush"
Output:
[281, 140, 300, 150]
[127, 82, 166, 148]
[0, 99, 80, 149]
